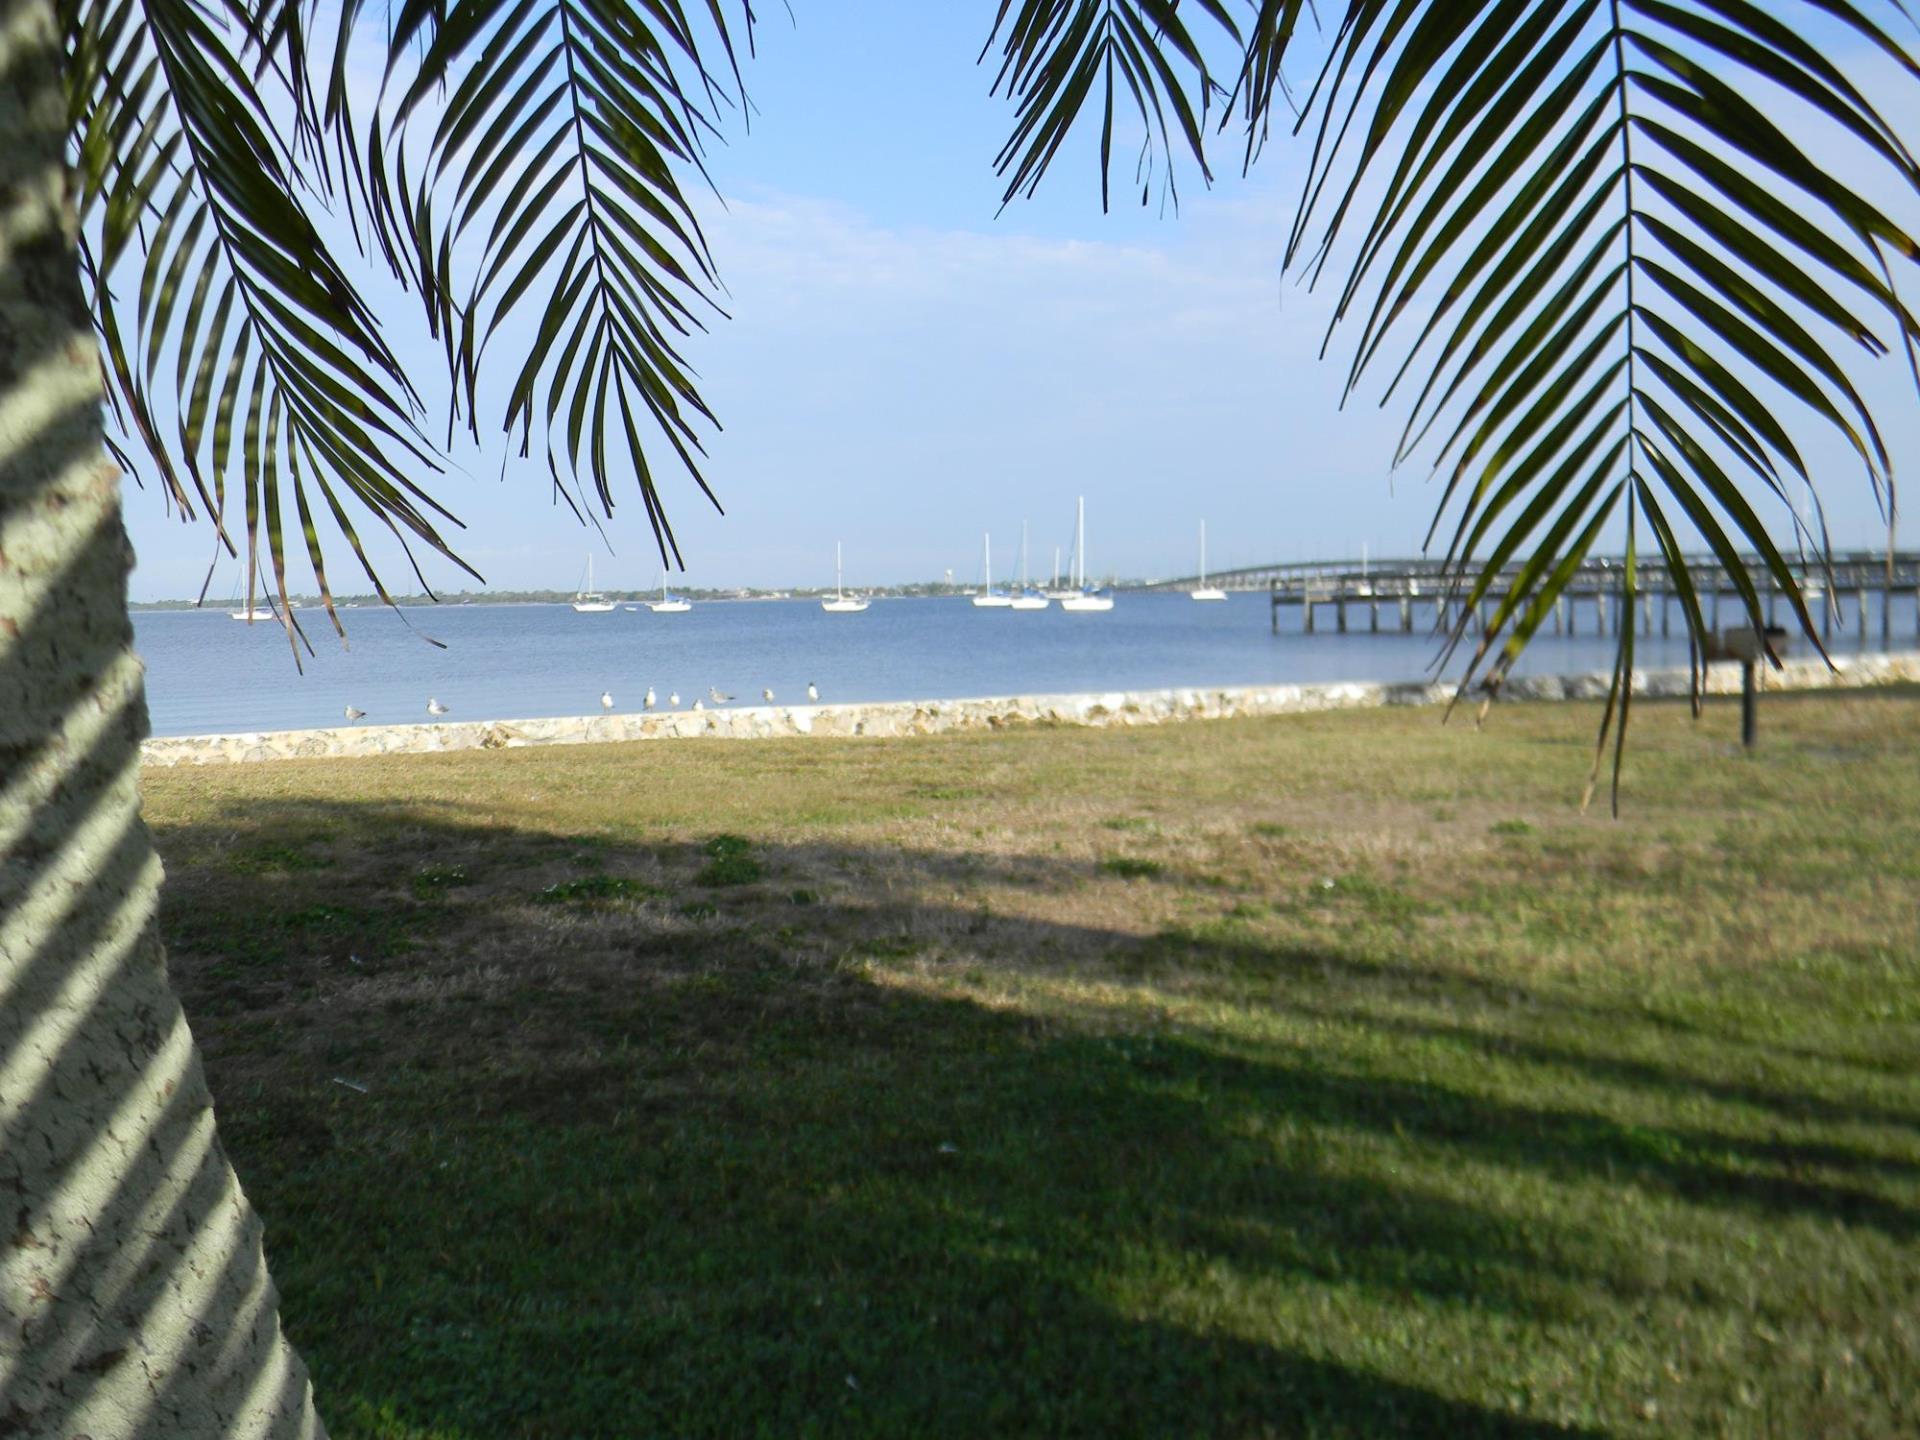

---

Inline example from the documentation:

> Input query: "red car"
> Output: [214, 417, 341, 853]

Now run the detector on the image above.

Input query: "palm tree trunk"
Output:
[0, 0, 323, 1432]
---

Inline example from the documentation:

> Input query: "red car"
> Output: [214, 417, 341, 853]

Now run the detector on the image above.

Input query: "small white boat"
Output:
[649, 572, 692, 614]
[1191, 520, 1226, 601]
[1060, 496, 1115, 612]
[1010, 521, 1051, 610]
[972, 532, 1013, 608]
[821, 541, 870, 613]
[572, 554, 616, 612]
[228, 607, 273, 622]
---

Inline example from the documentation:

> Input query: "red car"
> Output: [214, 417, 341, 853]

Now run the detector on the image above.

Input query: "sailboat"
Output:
[225, 569, 275, 621]
[648, 571, 692, 614]
[572, 554, 615, 612]
[971, 533, 1013, 608]
[1190, 520, 1226, 601]
[821, 541, 869, 612]
[1011, 520, 1050, 610]
[1060, 496, 1114, 612]
[1042, 544, 1075, 600]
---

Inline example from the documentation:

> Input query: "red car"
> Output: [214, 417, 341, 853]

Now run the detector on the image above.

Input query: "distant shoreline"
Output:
[128, 588, 1097, 611]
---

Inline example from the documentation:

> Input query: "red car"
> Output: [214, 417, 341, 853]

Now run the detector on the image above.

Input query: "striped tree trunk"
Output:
[0, 0, 323, 1431]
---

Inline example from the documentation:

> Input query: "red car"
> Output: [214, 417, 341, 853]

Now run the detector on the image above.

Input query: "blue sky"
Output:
[120, 2, 1920, 600]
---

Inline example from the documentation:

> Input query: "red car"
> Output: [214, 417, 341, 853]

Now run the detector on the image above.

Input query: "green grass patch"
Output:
[229, 841, 334, 874]
[1097, 855, 1163, 880]
[533, 874, 660, 905]
[695, 834, 764, 887]
[410, 864, 471, 898]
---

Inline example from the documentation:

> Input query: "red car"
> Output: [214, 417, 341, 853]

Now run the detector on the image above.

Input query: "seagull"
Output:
[600, 691, 614, 712]
[762, 687, 775, 702]
[344, 704, 366, 723]
[668, 691, 680, 709]
[807, 682, 819, 703]
[426, 698, 448, 717]
[693, 698, 705, 711]
[708, 686, 732, 705]
[643, 686, 656, 710]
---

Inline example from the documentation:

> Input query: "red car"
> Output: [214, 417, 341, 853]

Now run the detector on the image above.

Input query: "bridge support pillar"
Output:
[1370, 598, 1379, 632]
[1660, 585, 1670, 638]
[1711, 588, 1721, 632]
[1399, 596, 1412, 632]
[1304, 598, 1315, 634]
[1337, 598, 1347, 633]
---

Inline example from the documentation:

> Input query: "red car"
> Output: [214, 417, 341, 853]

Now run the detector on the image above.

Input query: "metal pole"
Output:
[1741, 661, 1758, 749]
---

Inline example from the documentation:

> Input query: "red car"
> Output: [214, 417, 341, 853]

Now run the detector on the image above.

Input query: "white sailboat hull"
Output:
[1061, 594, 1114, 612]
[649, 600, 692, 613]
[1189, 587, 1227, 602]
[572, 600, 616, 612]
[821, 598, 869, 613]
[971, 593, 1014, 608]
[1009, 595, 1050, 610]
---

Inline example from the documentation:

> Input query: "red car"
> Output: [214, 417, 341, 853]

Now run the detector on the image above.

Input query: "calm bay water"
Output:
[131, 591, 1909, 738]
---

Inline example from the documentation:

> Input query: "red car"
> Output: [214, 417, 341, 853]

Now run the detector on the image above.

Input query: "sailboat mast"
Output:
[1020, 520, 1029, 589]
[984, 533, 992, 591]
[1200, 521, 1207, 587]
[1075, 496, 1086, 589]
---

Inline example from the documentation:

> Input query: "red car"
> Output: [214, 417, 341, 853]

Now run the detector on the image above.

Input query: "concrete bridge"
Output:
[1138, 552, 1920, 645]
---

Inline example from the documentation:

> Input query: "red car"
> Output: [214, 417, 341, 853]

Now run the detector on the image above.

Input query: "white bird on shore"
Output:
[668, 691, 680, 708]
[762, 687, 775, 702]
[600, 690, 614, 712]
[708, 686, 732, 705]
[643, 686, 656, 710]
[693, 698, 705, 711]
[344, 704, 366, 722]
[426, 698, 448, 717]
[807, 682, 819, 703]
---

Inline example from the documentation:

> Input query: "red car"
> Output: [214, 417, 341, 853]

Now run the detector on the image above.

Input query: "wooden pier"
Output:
[1146, 552, 1920, 645]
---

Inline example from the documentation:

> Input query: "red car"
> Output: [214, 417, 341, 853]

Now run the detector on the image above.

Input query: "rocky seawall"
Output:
[139, 650, 1920, 768]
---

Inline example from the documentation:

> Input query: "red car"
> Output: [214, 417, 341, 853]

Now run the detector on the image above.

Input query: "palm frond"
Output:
[981, 0, 1247, 211]
[1288, 0, 1920, 809]
[64, 0, 466, 656]
[366, 0, 752, 570]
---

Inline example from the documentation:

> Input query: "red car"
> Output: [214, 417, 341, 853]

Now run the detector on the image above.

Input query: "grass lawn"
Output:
[143, 689, 1920, 1438]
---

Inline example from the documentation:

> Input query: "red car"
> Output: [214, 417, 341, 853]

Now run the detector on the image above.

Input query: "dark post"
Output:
[1741, 661, 1757, 749]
